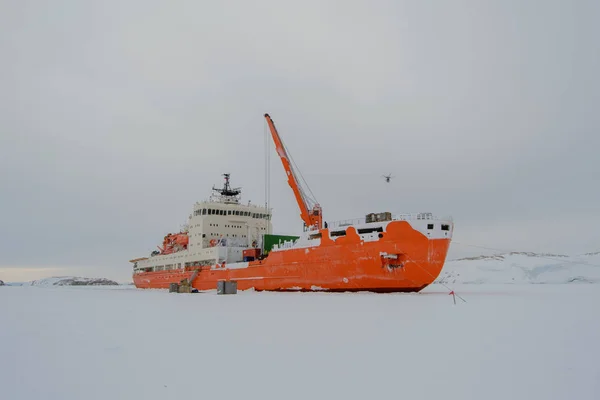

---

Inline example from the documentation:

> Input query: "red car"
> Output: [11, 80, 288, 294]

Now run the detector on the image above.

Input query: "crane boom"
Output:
[264, 113, 322, 231]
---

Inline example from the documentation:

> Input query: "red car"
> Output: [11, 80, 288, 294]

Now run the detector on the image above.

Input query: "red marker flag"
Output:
[449, 290, 456, 304]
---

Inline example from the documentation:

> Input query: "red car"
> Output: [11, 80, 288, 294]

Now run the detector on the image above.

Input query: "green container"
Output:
[262, 234, 300, 255]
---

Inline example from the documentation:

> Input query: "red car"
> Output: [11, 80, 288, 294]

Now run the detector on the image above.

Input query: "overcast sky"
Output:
[1, 0, 599, 282]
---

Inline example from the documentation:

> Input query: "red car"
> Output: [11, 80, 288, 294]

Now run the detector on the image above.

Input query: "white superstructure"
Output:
[132, 174, 272, 274]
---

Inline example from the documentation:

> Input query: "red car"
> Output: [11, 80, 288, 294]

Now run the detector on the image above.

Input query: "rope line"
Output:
[401, 253, 467, 303]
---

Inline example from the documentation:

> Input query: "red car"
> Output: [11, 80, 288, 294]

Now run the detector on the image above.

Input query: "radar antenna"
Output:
[211, 173, 242, 203]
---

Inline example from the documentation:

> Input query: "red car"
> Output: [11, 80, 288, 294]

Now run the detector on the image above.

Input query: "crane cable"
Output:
[277, 123, 319, 208]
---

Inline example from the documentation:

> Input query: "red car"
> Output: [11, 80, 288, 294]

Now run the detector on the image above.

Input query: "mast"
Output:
[264, 113, 322, 231]
[211, 173, 242, 204]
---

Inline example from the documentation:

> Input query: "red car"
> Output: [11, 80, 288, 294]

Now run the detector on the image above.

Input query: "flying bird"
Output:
[382, 173, 393, 183]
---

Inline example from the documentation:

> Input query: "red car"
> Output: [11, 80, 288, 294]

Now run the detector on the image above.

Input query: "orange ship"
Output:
[129, 114, 453, 292]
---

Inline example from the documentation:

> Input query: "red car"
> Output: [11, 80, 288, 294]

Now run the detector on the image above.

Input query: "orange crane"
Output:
[264, 113, 323, 231]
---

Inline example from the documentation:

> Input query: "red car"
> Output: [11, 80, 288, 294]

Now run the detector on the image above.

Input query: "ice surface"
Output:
[1, 284, 598, 400]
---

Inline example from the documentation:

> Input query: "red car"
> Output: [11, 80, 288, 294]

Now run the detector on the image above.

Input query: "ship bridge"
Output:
[188, 173, 272, 250]
[132, 174, 273, 274]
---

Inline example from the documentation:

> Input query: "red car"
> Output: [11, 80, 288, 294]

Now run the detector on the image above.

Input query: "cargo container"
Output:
[243, 248, 261, 261]
[366, 212, 392, 223]
[262, 233, 300, 255]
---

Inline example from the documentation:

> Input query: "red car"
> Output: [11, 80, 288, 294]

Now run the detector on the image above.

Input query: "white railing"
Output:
[394, 213, 435, 221]
[394, 213, 453, 222]
[327, 213, 452, 229]
[326, 218, 364, 229]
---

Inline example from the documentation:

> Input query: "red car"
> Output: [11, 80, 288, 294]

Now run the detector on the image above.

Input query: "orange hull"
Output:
[133, 221, 451, 293]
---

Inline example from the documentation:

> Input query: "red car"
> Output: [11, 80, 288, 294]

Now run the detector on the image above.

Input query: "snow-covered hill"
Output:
[436, 251, 600, 284]
[26, 276, 119, 287]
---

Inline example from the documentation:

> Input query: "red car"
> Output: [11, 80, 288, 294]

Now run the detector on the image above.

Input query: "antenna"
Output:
[211, 173, 242, 203]
[264, 117, 271, 234]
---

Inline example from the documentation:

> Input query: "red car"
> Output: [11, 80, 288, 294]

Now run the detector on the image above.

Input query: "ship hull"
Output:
[133, 221, 451, 293]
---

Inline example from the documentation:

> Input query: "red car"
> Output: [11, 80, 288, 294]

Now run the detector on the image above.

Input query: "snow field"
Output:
[1, 284, 599, 400]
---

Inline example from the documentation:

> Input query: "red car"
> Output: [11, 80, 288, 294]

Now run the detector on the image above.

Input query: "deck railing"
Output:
[326, 218, 364, 229]
[326, 213, 452, 229]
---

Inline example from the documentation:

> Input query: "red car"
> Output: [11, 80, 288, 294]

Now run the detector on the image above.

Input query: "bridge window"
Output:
[427, 224, 434, 229]
[357, 227, 383, 234]
[441, 224, 450, 231]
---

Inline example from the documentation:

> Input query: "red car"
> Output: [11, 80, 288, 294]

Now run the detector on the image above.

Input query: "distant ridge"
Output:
[27, 276, 120, 287]
[452, 251, 569, 262]
[437, 252, 600, 284]
[582, 251, 600, 256]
